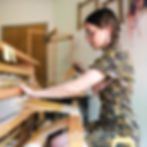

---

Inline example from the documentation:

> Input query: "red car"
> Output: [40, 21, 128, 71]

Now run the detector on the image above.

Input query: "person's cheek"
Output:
[94, 34, 100, 47]
[98, 31, 106, 46]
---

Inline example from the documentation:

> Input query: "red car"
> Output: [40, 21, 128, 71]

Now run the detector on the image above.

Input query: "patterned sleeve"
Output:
[90, 53, 120, 80]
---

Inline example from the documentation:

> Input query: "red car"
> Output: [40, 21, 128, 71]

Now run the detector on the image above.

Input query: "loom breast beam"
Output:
[24, 99, 80, 115]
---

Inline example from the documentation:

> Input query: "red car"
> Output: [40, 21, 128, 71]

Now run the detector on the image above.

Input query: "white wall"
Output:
[129, 12, 147, 147]
[0, 0, 55, 39]
[53, 0, 81, 33]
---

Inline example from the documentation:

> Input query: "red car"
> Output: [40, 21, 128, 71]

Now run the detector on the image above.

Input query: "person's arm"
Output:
[92, 78, 113, 95]
[73, 62, 113, 95]
[20, 69, 105, 99]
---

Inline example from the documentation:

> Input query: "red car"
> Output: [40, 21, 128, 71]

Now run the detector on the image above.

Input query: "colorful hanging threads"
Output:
[127, 0, 146, 37]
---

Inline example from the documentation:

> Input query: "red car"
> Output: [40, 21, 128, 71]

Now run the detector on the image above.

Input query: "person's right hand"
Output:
[19, 84, 35, 97]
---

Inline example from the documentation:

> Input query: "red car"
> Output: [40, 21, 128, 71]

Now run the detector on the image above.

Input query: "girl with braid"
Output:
[20, 8, 140, 147]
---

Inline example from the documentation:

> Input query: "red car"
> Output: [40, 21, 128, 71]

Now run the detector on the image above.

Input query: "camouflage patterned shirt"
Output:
[90, 45, 139, 137]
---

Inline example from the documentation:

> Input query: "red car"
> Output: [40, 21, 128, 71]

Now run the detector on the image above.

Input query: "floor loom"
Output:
[0, 41, 85, 147]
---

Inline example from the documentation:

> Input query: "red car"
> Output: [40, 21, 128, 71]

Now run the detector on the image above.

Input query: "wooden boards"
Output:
[0, 63, 34, 77]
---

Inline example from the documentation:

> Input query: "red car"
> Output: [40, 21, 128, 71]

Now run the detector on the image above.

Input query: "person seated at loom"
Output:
[20, 8, 140, 147]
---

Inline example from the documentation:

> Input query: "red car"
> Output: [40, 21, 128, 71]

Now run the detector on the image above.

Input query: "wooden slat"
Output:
[49, 34, 73, 42]
[0, 129, 20, 147]
[0, 87, 22, 100]
[0, 63, 33, 77]
[0, 41, 39, 66]
[62, 67, 75, 82]
[0, 109, 33, 138]
[24, 99, 84, 114]
[68, 116, 84, 147]
[24, 99, 65, 113]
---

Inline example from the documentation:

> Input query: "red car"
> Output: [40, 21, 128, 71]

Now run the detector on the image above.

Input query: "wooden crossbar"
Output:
[0, 42, 39, 66]
[0, 63, 34, 77]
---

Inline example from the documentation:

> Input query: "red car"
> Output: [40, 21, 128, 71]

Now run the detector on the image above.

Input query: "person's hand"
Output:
[19, 84, 35, 97]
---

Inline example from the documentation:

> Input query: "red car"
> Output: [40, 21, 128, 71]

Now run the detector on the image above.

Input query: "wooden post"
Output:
[68, 116, 84, 147]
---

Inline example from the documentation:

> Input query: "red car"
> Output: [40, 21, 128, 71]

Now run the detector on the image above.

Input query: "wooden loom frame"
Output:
[23, 29, 75, 86]
[26, 28, 48, 86]
[46, 29, 75, 86]
[24, 99, 85, 147]
[0, 41, 85, 147]
[0, 42, 43, 146]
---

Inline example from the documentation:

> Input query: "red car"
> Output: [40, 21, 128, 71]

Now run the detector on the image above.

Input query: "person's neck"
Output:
[101, 37, 112, 50]
[102, 42, 118, 51]
[101, 42, 112, 51]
